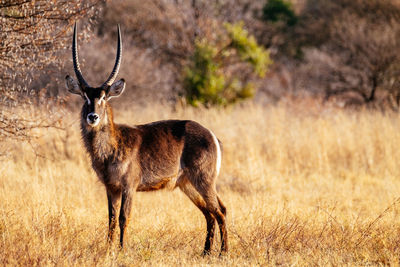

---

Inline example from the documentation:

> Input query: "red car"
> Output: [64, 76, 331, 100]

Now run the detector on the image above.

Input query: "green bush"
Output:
[184, 22, 272, 107]
[263, 0, 298, 26]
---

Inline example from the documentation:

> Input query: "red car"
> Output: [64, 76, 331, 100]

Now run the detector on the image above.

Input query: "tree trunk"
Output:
[366, 75, 378, 103]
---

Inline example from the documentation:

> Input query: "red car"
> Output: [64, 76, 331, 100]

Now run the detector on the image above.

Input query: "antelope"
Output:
[65, 23, 228, 255]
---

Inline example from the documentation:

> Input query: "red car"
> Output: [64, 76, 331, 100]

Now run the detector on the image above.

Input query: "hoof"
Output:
[201, 250, 211, 257]
[219, 250, 228, 257]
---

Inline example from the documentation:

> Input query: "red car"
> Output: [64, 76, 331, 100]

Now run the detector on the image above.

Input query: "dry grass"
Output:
[2, 100, 400, 266]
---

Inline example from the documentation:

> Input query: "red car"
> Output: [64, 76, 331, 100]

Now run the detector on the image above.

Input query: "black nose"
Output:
[88, 114, 99, 122]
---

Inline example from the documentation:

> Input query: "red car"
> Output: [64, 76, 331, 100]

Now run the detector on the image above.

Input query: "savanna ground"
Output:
[2, 100, 400, 266]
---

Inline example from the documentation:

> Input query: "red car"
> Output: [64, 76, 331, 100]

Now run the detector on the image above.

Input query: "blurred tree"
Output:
[0, 0, 102, 142]
[263, 0, 297, 26]
[259, 0, 301, 59]
[184, 22, 272, 107]
[326, 9, 400, 104]
[299, 0, 400, 106]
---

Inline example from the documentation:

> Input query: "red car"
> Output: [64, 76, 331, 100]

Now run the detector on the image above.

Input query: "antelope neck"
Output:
[80, 105, 118, 161]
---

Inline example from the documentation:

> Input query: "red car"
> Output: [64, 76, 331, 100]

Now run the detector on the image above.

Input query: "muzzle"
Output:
[87, 112, 100, 126]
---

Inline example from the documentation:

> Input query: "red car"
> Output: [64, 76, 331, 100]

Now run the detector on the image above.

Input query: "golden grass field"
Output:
[2, 100, 400, 266]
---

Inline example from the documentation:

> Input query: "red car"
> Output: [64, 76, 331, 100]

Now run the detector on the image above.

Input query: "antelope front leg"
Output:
[107, 189, 121, 244]
[119, 188, 133, 248]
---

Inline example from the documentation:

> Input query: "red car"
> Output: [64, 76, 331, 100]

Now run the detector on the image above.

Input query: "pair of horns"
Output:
[72, 22, 122, 89]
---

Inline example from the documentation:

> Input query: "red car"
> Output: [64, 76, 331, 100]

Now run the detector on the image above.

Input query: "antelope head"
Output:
[65, 23, 125, 128]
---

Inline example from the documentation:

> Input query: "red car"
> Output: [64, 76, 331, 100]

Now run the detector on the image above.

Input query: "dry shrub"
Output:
[0, 0, 102, 145]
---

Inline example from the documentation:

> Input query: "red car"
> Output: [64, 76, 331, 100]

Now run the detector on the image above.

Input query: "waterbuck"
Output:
[65, 23, 227, 255]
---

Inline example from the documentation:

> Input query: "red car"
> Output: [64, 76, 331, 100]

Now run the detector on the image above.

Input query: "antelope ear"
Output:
[65, 75, 82, 95]
[107, 79, 125, 100]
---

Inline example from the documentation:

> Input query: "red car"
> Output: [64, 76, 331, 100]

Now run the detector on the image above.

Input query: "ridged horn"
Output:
[102, 24, 122, 87]
[72, 22, 90, 89]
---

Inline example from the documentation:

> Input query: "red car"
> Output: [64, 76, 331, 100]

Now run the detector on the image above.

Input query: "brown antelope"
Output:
[65, 23, 228, 255]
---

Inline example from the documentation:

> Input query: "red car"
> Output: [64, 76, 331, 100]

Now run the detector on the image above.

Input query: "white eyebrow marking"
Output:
[98, 93, 105, 105]
[84, 92, 91, 105]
